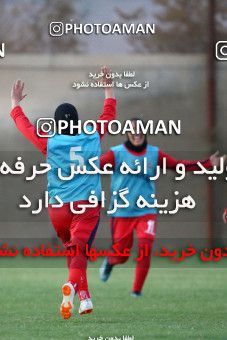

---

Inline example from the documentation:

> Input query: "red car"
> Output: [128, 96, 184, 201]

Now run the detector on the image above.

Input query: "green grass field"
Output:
[0, 263, 227, 340]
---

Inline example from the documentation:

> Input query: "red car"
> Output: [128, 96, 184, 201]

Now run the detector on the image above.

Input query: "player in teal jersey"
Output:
[10, 68, 116, 319]
[100, 118, 225, 297]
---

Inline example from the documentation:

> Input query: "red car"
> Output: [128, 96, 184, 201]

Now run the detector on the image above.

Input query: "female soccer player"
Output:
[99, 118, 224, 297]
[10, 67, 116, 319]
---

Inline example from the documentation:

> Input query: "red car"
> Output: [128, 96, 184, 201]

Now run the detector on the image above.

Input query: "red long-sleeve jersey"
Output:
[10, 98, 117, 156]
[100, 147, 212, 171]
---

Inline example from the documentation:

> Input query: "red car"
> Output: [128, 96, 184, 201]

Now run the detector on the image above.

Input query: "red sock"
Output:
[132, 239, 153, 293]
[67, 246, 90, 301]
[68, 268, 90, 300]
[66, 253, 72, 269]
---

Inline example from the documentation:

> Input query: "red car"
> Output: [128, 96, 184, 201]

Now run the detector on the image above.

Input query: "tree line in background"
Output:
[116, 0, 227, 53]
[0, 0, 226, 53]
[0, 0, 82, 53]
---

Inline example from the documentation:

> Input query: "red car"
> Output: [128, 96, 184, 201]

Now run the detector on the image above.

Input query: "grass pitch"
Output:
[0, 262, 227, 339]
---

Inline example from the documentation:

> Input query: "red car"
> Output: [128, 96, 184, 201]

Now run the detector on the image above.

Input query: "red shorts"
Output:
[48, 201, 100, 249]
[107, 214, 157, 265]
[111, 214, 157, 245]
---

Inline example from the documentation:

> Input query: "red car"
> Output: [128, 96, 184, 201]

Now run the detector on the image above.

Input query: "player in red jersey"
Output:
[10, 67, 116, 319]
[100, 118, 225, 297]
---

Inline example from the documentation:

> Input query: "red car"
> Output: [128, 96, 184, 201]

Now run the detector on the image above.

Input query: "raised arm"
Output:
[158, 149, 226, 171]
[223, 208, 227, 224]
[10, 80, 47, 156]
[102, 65, 115, 100]
[96, 66, 116, 139]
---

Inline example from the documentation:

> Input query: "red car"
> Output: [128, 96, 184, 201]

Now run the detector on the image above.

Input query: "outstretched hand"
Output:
[223, 208, 227, 224]
[209, 151, 227, 167]
[11, 80, 27, 109]
[100, 65, 115, 99]
[101, 65, 112, 85]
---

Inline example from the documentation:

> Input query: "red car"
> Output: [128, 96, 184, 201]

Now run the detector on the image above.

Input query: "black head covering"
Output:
[125, 117, 147, 153]
[54, 103, 78, 135]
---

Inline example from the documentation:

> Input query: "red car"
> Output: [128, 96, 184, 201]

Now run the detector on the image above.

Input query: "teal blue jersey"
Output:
[110, 144, 159, 217]
[47, 129, 101, 204]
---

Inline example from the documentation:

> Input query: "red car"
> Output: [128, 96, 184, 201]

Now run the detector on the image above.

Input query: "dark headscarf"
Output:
[54, 103, 78, 135]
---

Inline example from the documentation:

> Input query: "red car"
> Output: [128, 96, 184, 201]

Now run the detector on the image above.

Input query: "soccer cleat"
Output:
[79, 298, 93, 315]
[131, 291, 142, 298]
[60, 282, 75, 319]
[99, 258, 113, 282]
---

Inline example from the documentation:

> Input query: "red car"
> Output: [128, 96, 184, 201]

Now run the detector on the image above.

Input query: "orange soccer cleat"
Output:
[60, 282, 75, 319]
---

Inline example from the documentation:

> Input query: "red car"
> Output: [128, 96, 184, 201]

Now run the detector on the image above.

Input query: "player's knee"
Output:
[139, 238, 153, 250]
[57, 231, 70, 245]
[118, 255, 130, 264]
